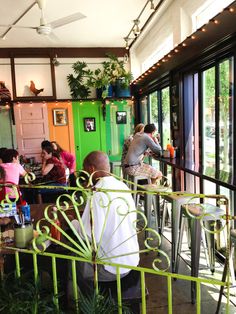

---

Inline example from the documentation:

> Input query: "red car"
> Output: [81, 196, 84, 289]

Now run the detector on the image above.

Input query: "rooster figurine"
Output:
[30, 80, 44, 96]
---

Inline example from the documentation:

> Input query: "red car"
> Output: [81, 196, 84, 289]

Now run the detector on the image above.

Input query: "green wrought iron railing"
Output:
[0, 171, 234, 313]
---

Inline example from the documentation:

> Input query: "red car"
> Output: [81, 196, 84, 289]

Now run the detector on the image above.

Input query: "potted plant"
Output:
[67, 61, 93, 99]
[89, 54, 133, 99]
[103, 54, 133, 97]
[87, 68, 113, 99]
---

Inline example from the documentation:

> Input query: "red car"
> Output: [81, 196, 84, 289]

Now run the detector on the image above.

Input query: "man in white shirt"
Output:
[68, 151, 139, 294]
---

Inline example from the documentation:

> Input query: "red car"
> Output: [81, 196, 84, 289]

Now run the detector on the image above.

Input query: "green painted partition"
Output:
[72, 100, 106, 170]
[105, 99, 134, 162]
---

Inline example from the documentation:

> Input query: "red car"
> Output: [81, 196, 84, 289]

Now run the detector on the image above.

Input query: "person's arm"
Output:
[61, 151, 76, 173]
[41, 161, 54, 176]
[145, 135, 162, 155]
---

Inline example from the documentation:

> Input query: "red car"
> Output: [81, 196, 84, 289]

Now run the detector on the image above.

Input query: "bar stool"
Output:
[139, 182, 170, 240]
[127, 175, 151, 206]
[110, 161, 122, 177]
[161, 192, 193, 273]
[216, 229, 236, 314]
[176, 203, 225, 304]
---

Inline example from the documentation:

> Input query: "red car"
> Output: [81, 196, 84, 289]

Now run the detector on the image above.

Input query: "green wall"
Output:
[72, 99, 134, 170]
[72, 100, 106, 170]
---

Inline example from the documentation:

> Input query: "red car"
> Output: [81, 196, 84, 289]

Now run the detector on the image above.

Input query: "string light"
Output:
[132, 3, 236, 86]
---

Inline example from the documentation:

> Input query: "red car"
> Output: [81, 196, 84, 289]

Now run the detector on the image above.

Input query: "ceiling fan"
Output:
[0, 0, 86, 39]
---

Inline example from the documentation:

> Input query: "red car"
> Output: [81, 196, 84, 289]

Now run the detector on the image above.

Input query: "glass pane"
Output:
[202, 67, 215, 169]
[219, 58, 234, 172]
[203, 180, 216, 204]
[162, 87, 170, 148]
[150, 91, 158, 128]
[140, 96, 148, 124]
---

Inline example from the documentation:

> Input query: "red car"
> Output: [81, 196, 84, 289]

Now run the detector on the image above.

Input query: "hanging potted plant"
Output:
[67, 61, 93, 99]
[87, 68, 113, 99]
[89, 54, 133, 99]
[103, 54, 133, 98]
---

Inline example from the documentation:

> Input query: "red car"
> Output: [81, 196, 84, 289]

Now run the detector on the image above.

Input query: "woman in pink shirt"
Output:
[1, 149, 27, 199]
[51, 141, 76, 174]
[51, 141, 77, 186]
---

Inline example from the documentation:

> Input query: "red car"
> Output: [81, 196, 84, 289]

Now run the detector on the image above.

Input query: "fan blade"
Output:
[48, 31, 60, 42]
[50, 12, 86, 29]
[0, 25, 36, 30]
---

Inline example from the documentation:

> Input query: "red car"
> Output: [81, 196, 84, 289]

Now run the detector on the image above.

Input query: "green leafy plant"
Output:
[0, 271, 63, 314]
[72, 289, 133, 314]
[87, 54, 133, 98]
[67, 61, 93, 99]
[103, 53, 132, 88]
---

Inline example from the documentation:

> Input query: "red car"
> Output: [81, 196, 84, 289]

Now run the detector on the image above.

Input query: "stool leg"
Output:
[172, 200, 182, 273]
[205, 220, 215, 274]
[161, 200, 168, 234]
[175, 209, 185, 274]
[191, 218, 201, 304]
[154, 195, 160, 234]
[201, 229, 210, 268]
[144, 193, 152, 241]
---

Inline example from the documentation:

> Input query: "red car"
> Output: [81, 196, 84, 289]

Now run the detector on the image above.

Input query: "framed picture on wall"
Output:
[116, 111, 127, 124]
[53, 108, 67, 126]
[84, 117, 96, 132]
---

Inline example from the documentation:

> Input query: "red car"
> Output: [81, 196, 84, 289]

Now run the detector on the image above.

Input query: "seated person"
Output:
[124, 123, 163, 184]
[121, 123, 144, 171]
[1, 149, 27, 200]
[67, 151, 139, 296]
[40, 145, 67, 189]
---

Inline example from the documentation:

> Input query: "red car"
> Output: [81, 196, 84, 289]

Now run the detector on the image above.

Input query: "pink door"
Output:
[14, 102, 49, 162]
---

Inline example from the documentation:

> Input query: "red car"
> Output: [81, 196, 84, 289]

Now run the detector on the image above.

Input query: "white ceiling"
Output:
[0, 0, 153, 48]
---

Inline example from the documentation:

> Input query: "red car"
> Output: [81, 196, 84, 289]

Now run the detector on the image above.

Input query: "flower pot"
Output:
[114, 79, 131, 97]
[96, 85, 114, 98]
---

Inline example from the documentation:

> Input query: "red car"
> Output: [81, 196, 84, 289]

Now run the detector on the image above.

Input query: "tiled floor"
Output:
[138, 225, 236, 313]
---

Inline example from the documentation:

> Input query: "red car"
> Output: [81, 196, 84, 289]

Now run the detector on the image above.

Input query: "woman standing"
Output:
[51, 141, 76, 186]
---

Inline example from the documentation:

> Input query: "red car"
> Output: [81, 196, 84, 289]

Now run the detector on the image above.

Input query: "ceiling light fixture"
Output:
[150, 0, 155, 11]
[52, 54, 60, 66]
[124, 0, 158, 48]
[133, 19, 141, 36]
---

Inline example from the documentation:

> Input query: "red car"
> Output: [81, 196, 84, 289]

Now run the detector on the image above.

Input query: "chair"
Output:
[176, 203, 225, 304]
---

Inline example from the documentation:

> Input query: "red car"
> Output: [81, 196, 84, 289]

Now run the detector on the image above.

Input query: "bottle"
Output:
[170, 146, 175, 158]
[166, 139, 172, 151]
[21, 201, 31, 222]
[50, 219, 61, 241]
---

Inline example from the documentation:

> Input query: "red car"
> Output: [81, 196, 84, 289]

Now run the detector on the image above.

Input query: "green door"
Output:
[106, 99, 134, 162]
[72, 100, 106, 170]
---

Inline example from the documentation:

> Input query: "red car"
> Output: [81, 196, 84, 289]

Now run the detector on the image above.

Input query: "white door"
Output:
[14, 102, 49, 162]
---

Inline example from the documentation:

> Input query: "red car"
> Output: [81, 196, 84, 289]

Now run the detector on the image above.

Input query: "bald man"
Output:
[68, 151, 139, 294]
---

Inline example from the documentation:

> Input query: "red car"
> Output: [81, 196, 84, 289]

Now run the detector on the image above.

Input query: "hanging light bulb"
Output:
[133, 19, 140, 36]
[150, 0, 155, 11]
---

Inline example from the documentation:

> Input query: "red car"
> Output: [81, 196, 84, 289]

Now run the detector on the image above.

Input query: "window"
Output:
[219, 58, 234, 172]
[202, 66, 216, 170]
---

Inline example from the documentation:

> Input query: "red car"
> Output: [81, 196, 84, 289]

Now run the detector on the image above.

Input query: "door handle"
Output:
[76, 146, 79, 151]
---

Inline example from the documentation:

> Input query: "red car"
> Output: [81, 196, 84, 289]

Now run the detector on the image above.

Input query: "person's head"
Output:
[144, 123, 157, 136]
[41, 146, 54, 160]
[41, 140, 52, 150]
[51, 141, 64, 153]
[134, 123, 145, 135]
[0, 147, 7, 163]
[2, 149, 19, 163]
[83, 151, 110, 182]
